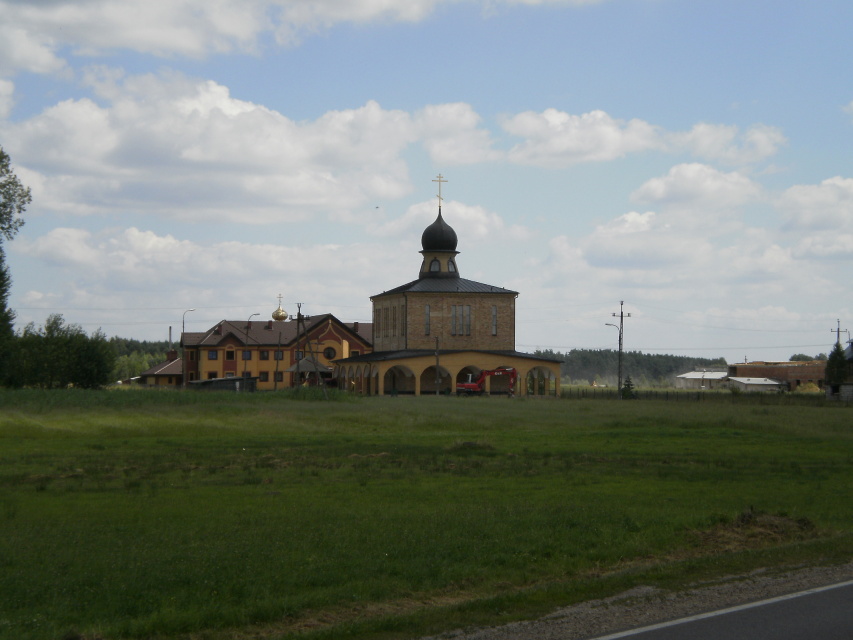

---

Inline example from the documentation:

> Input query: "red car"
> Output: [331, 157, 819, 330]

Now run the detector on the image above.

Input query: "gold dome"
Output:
[272, 296, 288, 321]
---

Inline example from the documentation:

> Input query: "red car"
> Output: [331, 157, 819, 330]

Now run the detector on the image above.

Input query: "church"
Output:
[334, 177, 561, 396]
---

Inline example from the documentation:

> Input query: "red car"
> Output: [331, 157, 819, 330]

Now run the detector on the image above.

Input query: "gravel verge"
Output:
[420, 561, 853, 640]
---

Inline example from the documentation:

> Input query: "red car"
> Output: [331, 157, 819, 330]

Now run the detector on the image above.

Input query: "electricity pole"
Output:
[611, 301, 631, 398]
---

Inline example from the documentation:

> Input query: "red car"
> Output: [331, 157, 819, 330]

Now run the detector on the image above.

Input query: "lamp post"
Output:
[244, 312, 259, 378]
[605, 322, 622, 398]
[182, 308, 195, 388]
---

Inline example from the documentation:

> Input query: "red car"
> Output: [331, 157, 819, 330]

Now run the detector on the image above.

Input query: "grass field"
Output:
[0, 389, 851, 640]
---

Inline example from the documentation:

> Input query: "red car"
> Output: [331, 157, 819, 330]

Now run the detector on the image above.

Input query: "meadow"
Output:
[0, 389, 851, 640]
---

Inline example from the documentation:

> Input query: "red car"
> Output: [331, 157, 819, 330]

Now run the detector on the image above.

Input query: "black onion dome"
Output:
[421, 210, 458, 252]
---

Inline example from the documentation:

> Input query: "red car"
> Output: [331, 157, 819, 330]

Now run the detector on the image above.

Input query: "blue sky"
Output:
[1, 0, 852, 364]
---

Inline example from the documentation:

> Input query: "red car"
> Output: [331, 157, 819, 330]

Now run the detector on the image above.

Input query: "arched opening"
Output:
[420, 365, 452, 395]
[383, 365, 416, 395]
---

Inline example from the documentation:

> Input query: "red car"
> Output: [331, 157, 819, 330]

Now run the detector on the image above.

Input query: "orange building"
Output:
[181, 308, 372, 390]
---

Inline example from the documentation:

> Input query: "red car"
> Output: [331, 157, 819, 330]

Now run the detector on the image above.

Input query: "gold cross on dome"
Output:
[277, 293, 283, 305]
[432, 174, 447, 203]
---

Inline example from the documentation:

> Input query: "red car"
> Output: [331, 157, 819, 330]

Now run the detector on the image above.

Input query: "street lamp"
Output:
[244, 312, 260, 378]
[605, 322, 622, 398]
[182, 308, 195, 388]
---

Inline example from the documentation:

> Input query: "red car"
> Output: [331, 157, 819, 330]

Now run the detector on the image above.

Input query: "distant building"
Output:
[334, 182, 561, 397]
[674, 370, 728, 390]
[181, 312, 372, 391]
[137, 350, 183, 388]
[727, 360, 825, 392]
[728, 377, 784, 393]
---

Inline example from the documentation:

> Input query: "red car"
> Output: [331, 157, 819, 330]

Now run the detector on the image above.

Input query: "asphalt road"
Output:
[590, 580, 853, 640]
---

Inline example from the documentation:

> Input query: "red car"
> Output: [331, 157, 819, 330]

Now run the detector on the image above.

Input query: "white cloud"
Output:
[375, 198, 531, 244]
[0, 0, 614, 74]
[14, 226, 396, 326]
[503, 108, 663, 167]
[5, 72, 418, 223]
[631, 163, 762, 211]
[416, 103, 499, 165]
[670, 122, 786, 165]
[778, 176, 853, 231]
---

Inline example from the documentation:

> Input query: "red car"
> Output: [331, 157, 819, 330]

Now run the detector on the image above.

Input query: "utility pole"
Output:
[434, 336, 440, 396]
[611, 301, 631, 398]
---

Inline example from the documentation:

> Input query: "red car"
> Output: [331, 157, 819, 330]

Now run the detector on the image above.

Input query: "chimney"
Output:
[214, 324, 222, 335]
[353, 321, 359, 333]
[266, 320, 273, 330]
[167, 349, 178, 362]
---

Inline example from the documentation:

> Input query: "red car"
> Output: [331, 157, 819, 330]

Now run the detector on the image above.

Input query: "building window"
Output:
[351, 350, 360, 357]
[189, 372, 196, 381]
[424, 304, 430, 335]
[225, 372, 235, 378]
[188, 351, 195, 361]
[392, 306, 397, 337]
[207, 372, 216, 380]
[274, 372, 284, 382]
[260, 350, 270, 360]
[429, 258, 440, 272]
[452, 305, 471, 336]
[274, 350, 283, 360]
[448, 259, 456, 272]
[225, 349, 235, 361]
[208, 350, 218, 360]
[295, 351, 304, 361]
[491, 305, 498, 336]
[383, 308, 389, 337]
[401, 304, 406, 336]
[323, 347, 337, 360]
[259, 372, 269, 382]
[242, 350, 252, 360]
[375, 309, 381, 338]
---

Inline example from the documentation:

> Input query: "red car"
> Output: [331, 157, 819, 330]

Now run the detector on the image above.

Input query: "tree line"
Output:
[535, 348, 728, 388]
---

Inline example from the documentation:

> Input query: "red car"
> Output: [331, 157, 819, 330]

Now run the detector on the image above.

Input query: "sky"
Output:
[1, 0, 852, 365]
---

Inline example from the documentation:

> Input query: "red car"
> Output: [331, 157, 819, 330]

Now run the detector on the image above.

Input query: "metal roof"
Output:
[372, 277, 517, 298]
[182, 314, 372, 348]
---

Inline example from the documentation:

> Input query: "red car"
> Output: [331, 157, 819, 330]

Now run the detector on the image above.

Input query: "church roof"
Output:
[421, 210, 458, 252]
[372, 276, 517, 299]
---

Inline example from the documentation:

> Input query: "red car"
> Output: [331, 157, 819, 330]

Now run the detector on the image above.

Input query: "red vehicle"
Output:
[456, 367, 517, 397]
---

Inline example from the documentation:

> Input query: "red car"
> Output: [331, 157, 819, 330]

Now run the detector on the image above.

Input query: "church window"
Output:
[429, 258, 440, 272]
[491, 305, 498, 335]
[323, 347, 336, 360]
[448, 259, 457, 272]
[392, 306, 397, 336]
[451, 305, 469, 335]
[424, 304, 431, 335]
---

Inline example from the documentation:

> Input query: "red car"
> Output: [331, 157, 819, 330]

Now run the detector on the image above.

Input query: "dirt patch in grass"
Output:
[687, 508, 819, 555]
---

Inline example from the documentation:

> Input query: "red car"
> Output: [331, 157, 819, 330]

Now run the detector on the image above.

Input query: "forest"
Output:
[534, 348, 728, 388]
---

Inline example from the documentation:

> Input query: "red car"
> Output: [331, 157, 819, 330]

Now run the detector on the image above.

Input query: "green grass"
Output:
[0, 389, 851, 639]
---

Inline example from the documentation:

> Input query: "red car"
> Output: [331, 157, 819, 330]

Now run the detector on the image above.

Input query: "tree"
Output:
[0, 146, 29, 386]
[789, 353, 814, 362]
[0, 146, 30, 242]
[0, 247, 15, 384]
[14, 314, 116, 389]
[825, 342, 849, 392]
[621, 375, 638, 399]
